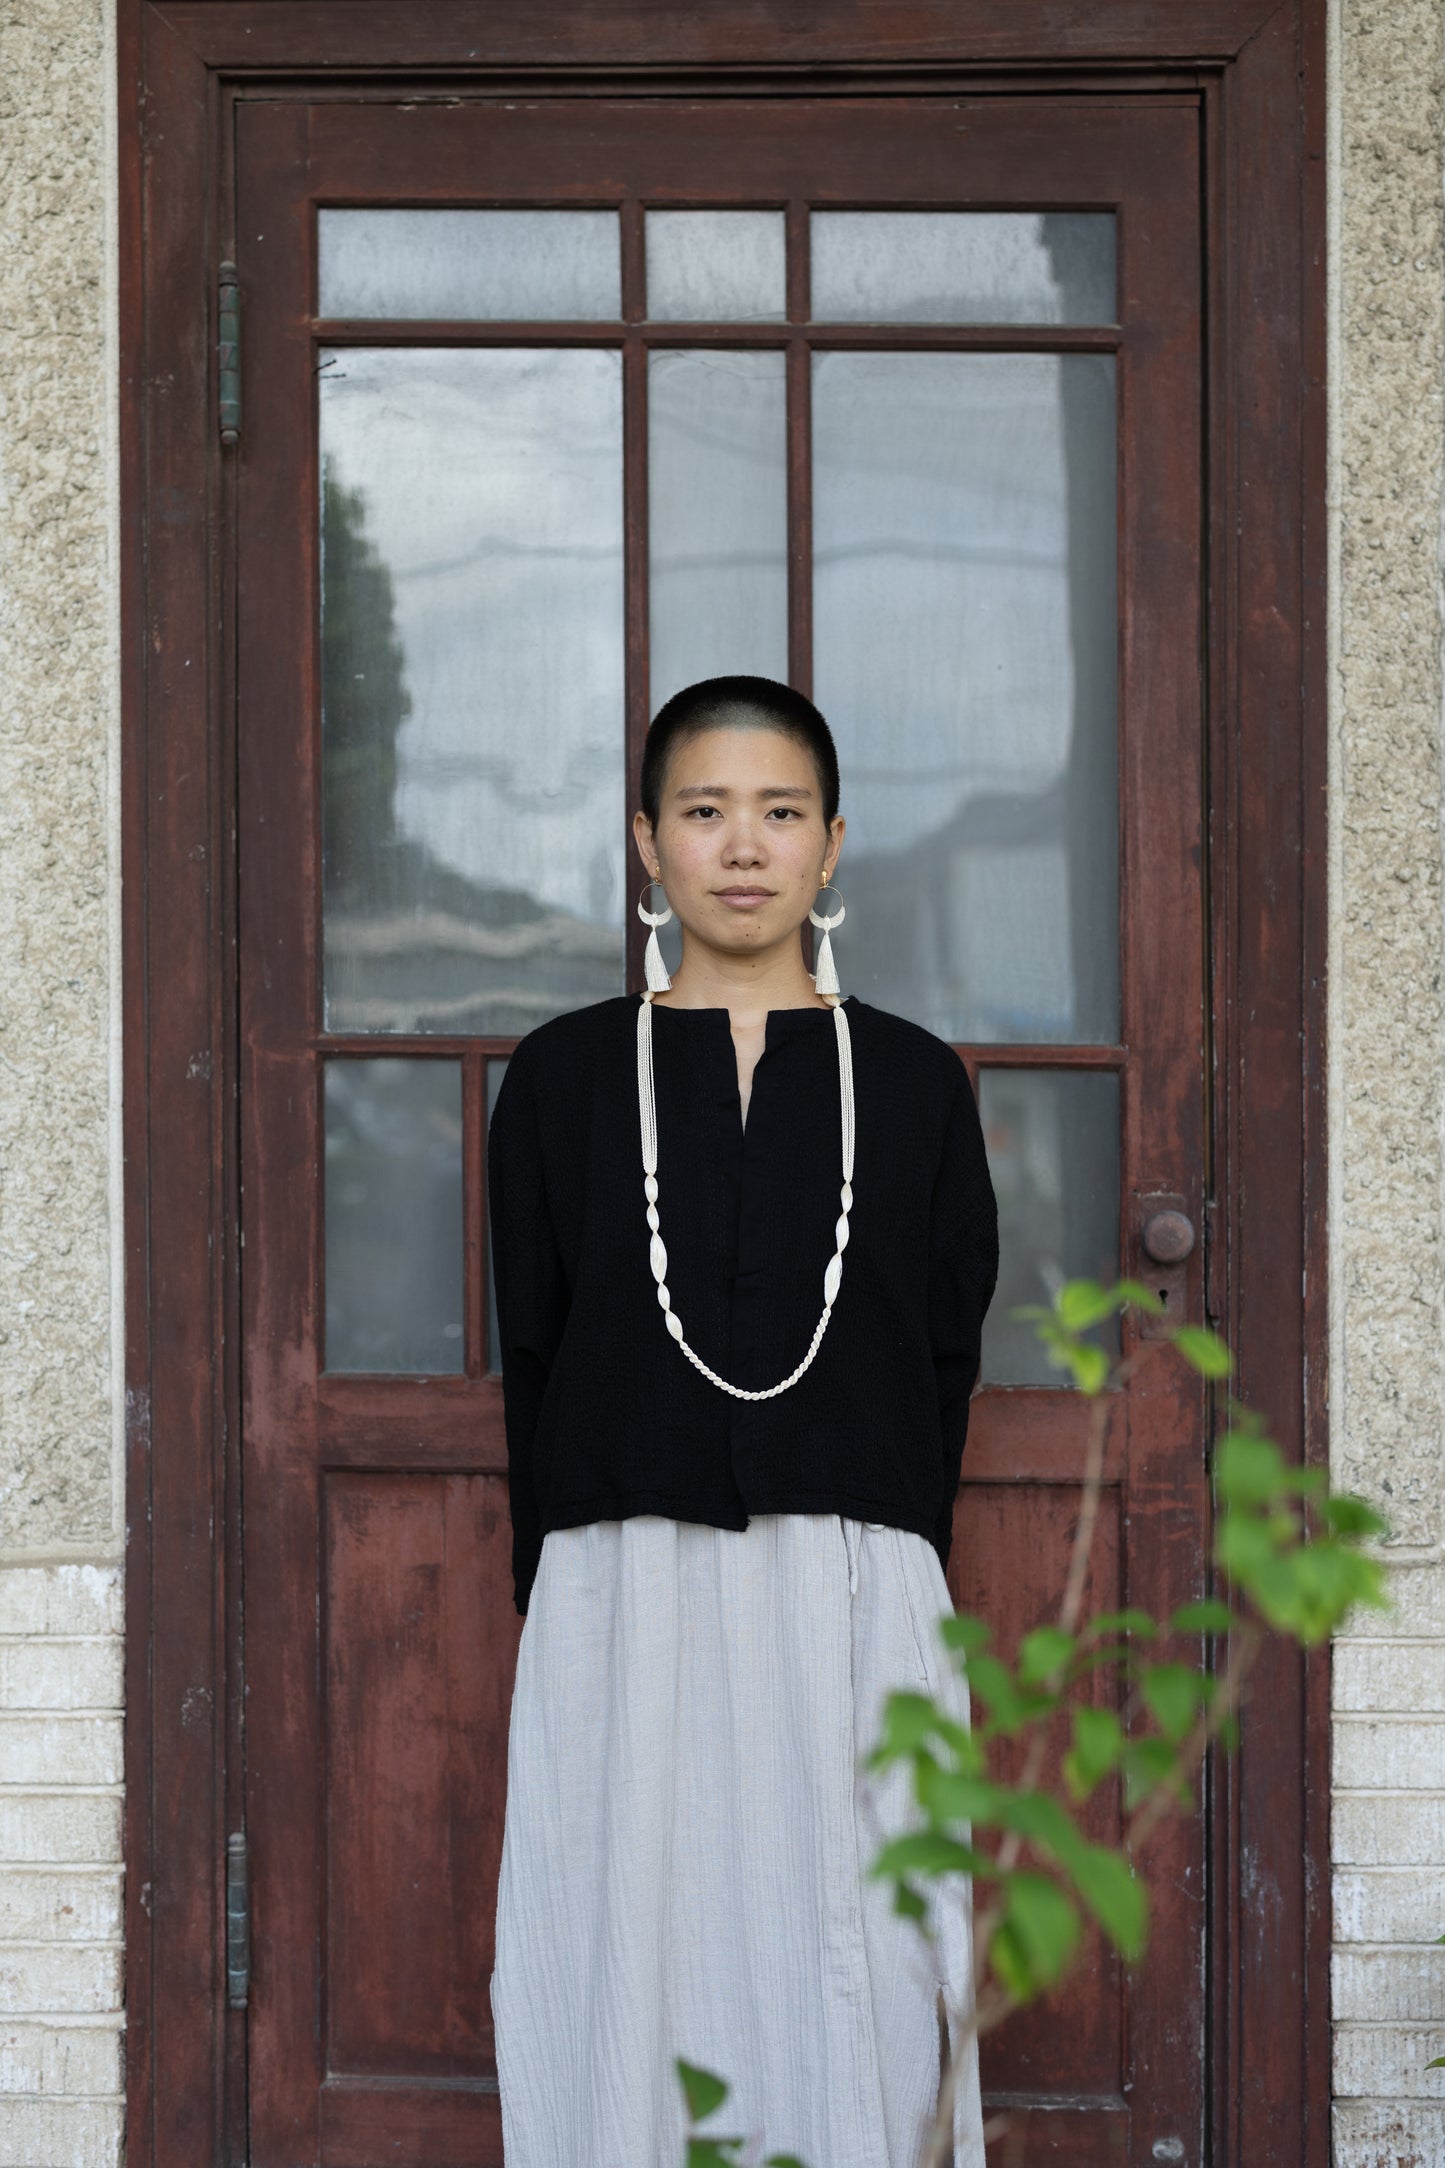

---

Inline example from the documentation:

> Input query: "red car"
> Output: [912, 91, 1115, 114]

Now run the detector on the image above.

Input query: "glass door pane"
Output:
[812, 349, 1118, 1045]
[320, 345, 626, 1036]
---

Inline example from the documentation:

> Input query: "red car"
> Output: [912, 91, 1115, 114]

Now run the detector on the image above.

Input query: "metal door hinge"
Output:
[218, 262, 241, 446]
[226, 1830, 250, 2006]
[1201, 1196, 1220, 1328]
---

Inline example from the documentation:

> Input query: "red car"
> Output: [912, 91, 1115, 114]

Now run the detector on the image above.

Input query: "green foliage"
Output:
[677, 1275, 1396, 2164]
[859, 1276, 1392, 2018]
[675, 2060, 807, 2165]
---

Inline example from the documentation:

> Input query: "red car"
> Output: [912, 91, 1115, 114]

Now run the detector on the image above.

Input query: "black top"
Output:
[486, 990, 1000, 1616]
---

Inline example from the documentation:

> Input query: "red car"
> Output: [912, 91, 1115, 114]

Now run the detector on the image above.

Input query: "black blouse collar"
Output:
[640, 991, 858, 1046]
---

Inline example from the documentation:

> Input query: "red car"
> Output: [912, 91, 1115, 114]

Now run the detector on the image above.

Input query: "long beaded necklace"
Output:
[636, 989, 855, 1400]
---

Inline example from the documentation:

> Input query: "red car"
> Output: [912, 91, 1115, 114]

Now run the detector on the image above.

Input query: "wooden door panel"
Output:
[325, 1474, 514, 2077]
[236, 88, 1205, 2166]
[955, 1484, 1127, 2119]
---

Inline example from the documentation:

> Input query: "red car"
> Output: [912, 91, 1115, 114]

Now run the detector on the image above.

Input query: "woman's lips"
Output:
[715, 889, 773, 908]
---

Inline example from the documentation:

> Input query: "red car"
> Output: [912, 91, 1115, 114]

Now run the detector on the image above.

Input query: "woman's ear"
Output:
[632, 808, 658, 874]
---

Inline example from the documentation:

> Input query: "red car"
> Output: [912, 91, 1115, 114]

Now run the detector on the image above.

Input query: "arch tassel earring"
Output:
[809, 877, 845, 998]
[638, 872, 674, 992]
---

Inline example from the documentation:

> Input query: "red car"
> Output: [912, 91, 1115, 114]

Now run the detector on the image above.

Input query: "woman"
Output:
[487, 675, 998, 2168]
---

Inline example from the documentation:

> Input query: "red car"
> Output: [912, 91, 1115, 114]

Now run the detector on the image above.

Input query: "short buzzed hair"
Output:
[640, 675, 840, 829]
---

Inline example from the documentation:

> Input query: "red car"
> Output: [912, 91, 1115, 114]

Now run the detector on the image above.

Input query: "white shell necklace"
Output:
[636, 989, 855, 1399]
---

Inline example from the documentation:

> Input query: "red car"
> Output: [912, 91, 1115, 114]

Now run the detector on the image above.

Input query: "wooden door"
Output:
[236, 92, 1202, 2165]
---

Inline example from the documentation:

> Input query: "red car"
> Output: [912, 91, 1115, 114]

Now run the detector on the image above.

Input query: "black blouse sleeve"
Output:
[487, 1039, 572, 1616]
[927, 1061, 1000, 1572]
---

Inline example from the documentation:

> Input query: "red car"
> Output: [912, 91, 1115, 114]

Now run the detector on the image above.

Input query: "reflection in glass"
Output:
[810, 211, 1116, 324]
[648, 350, 789, 715]
[320, 347, 626, 1035]
[325, 1059, 464, 1374]
[977, 1067, 1119, 1386]
[645, 211, 788, 322]
[812, 351, 1118, 1045]
[485, 1056, 508, 1375]
[316, 209, 621, 321]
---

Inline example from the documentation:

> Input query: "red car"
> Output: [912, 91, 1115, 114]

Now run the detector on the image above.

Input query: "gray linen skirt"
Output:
[491, 1509, 986, 2168]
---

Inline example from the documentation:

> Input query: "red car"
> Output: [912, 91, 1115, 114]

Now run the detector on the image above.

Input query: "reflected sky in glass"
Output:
[319, 346, 626, 1034]
[977, 1067, 1120, 1385]
[317, 209, 622, 321]
[813, 350, 1118, 1046]
[324, 1057, 465, 1373]
[648, 349, 789, 712]
[811, 210, 1116, 325]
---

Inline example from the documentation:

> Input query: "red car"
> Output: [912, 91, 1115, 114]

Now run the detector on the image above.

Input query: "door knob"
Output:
[1141, 1208, 1195, 1264]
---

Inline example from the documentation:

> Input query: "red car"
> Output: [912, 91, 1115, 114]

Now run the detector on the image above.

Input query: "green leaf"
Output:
[964, 1654, 1057, 1733]
[868, 1690, 945, 1761]
[1141, 1662, 1208, 1744]
[1000, 1870, 1082, 1990]
[1169, 1598, 1236, 1635]
[990, 1918, 1034, 2004]
[1322, 1492, 1391, 1538]
[1427, 2057, 1445, 2071]
[1065, 1341, 1114, 1396]
[1216, 1515, 1278, 1583]
[993, 1789, 1087, 1867]
[1121, 1735, 1183, 1812]
[1084, 1609, 1158, 1641]
[764, 2156, 811, 2166]
[1172, 1324, 1234, 1377]
[1215, 1429, 1287, 1508]
[1071, 1844, 1148, 1959]
[1063, 1705, 1126, 1800]
[916, 1761, 1002, 1828]
[1112, 1276, 1171, 1317]
[1057, 1278, 1120, 1331]
[869, 1831, 982, 1880]
[676, 2060, 728, 2123]
[1018, 1625, 1076, 1685]
[686, 2142, 745, 2167]
[939, 1612, 993, 1657]
[893, 1880, 928, 1921]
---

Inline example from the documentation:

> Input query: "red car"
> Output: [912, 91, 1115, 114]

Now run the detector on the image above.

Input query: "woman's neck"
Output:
[649, 957, 830, 1019]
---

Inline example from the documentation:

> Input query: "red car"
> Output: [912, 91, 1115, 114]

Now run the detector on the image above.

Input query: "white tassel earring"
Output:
[809, 872, 845, 997]
[637, 867, 674, 992]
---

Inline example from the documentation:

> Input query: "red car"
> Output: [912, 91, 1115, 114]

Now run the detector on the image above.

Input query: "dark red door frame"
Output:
[118, 5, 1328, 2165]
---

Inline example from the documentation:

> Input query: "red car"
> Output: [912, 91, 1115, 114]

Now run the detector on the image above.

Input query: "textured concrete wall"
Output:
[1329, 0, 1445, 2160]
[0, 0, 124, 2161]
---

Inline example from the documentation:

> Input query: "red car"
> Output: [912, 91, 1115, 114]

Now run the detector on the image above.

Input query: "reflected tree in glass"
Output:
[322, 472, 412, 919]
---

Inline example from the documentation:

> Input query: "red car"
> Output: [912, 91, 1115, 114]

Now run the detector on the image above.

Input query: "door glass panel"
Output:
[810, 211, 1116, 324]
[977, 1067, 1120, 1385]
[648, 349, 789, 712]
[645, 210, 788, 321]
[320, 346, 626, 1036]
[812, 349, 1118, 1046]
[316, 208, 622, 321]
[324, 1058, 464, 1374]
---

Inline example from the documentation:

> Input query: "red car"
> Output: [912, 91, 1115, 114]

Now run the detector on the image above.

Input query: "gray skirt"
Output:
[491, 1509, 986, 2168]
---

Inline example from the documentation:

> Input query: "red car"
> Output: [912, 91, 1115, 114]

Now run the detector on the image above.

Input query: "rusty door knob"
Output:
[1141, 1209, 1195, 1264]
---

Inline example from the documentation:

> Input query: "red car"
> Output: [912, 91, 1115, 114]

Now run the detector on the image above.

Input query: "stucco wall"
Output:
[0, 0, 125, 2161]
[1328, 0, 1445, 2159]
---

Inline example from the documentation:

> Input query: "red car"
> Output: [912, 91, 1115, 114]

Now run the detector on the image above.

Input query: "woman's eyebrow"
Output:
[672, 783, 814, 800]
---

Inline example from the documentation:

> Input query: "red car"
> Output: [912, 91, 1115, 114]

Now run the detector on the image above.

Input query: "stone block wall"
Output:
[1328, 1, 1445, 2160]
[0, 0, 126, 2163]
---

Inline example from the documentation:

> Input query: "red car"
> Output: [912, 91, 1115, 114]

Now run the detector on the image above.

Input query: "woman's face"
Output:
[633, 725, 844, 966]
